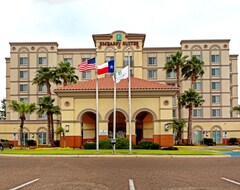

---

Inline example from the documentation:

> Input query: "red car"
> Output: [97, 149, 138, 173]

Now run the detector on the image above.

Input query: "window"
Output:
[123, 56, 133, 67]
[172, 109, 176, 118]
[148, 57, 157, 65]
[212, 109, 220, 117]
[193, 82, 201, 91]
[20, 71, 28, 79]
[166, 56, 171, 63]
[39, 57, 47, 65]
[20, 84, 28, 92]
[194, 55, 201, 60]
[81, 58, 88, 62]
[230, 63, 232, 72]
[20, 97, 28, 103]
[106, 56, 114, 62]
[211, 55, 220, 63]
[64, 58, 72, 64]
[22, 132, 29, 146]
[193, 109, 202, 117]
[172, 97, 177, 106]
[38, 84, 47, 92]
[38, 113, 47, 119]
[20, 57, 28, 65]
[211, 68, 220, 76]
[148, 70, 157, 79]
[212, 95, 220, 103]
[166, 71, 176, 78]
[82, 71, 91, 79]
[166, 83, 176, 86]
[212, 82, 220, 90]
[38, 129, 47, 145]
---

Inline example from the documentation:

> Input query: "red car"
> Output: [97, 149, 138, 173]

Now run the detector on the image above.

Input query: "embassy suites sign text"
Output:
[99, 41, 139, 47]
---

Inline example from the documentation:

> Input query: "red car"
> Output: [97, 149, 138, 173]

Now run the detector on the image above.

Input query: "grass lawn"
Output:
[0, 146, 222, 155]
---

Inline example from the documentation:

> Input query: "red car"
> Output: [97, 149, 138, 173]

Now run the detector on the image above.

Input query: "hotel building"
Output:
[0, 30, 239, 147]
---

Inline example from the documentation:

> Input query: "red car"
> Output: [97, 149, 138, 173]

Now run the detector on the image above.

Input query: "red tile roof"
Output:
[54, 76, 177, 91]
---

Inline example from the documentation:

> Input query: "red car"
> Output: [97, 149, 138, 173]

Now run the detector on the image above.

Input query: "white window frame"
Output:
[38, 84, 47, 93]
[64, 58, 72, 65]
[20, 57, 28, 65]
[166, 71, 176, 78]
[148, 57, 157, 66]
[211, 68, 220, 76]
[38, 57, 47, 65]
[193, 82, 201, 91]
[123, 56, 133, 67]
[148, 70, 157, 79]
[211, 54, 220, 63]
[20, 97, 28, 103]
[212, 95, 220, 104]
[193, 109, 202, 117]
[212, 82, 220, 90]
[20, 84, 28, 92]
[82, 71, 91, 80]
[20, 71, 28, 79]
[212, 109, 221, 117]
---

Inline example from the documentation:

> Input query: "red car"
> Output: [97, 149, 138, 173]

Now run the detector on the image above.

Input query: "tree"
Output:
[181, 55, 204, 86]
[165, 119, 187, 145]
[32, 67, 60, 95]
[55, 126, 66, 148]
[55, 61, 79, 86]
[232, 105, 240, 116]
[0, 98, 6, 119]
[9, 101, 36, 147]
[179, 88, 205, 145]
[164, 51, 188, 119]
[37, 96, 61, 146]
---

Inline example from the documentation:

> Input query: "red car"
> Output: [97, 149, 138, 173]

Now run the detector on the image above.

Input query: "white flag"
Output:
[115, 66, 129, 83]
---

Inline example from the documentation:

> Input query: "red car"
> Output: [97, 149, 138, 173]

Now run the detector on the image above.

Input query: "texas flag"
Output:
[97, 60, 115, 75]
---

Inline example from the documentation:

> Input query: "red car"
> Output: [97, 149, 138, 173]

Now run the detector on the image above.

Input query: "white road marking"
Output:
[10, 178, 39, 190]
[221, 177, 240, 186]
[129, 179, 135, 190]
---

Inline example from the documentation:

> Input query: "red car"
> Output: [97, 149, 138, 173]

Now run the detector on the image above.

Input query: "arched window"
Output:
[211, 126, 222, 144]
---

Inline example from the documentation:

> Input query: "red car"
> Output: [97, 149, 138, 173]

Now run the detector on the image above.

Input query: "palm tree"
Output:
[232, 105, 240, 116]
[9, 101, 36, 147]
[181, 55, 204, 86]
[179, 88, 205, 145]
[37, 96, 61, 146]
[165, 119, 187, 145]
[164, 51, 188, 119]
[33, 67, 60, 95]
[55, 126, 66, 148]
[55, 61, 79, 86]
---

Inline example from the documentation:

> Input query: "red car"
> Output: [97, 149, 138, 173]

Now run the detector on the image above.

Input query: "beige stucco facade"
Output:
[0, 30, 239, 147]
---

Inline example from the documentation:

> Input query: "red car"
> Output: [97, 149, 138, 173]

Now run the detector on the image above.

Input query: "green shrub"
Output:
[116, 138, 129, 149]
[99, 138, 112, 149]
[27, 140, 36, 146]
[137, 140, 159, 150]
[202, 138, 215, 146]
[83, 142, 96, 149]
[228, 137, 239, 145]
[54, 140, 60, 147]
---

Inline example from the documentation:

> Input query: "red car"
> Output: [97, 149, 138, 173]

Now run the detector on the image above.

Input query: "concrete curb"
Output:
[0, 154, 230, 158]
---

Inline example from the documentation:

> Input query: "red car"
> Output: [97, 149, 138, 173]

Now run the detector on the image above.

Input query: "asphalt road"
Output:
[0, 156, 239, 190]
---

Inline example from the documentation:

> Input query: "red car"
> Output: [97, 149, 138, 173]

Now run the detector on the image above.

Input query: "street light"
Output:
[65, 125, 70, 132]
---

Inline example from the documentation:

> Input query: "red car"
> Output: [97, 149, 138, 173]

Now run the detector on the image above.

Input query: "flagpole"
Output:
[95, 56, 99, 154]
[113, 49, 117, 154]
[128, 47, 132, 154]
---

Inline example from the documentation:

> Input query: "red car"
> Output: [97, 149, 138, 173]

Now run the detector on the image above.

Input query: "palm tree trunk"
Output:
[187, 104, 193, 145]
[19, 118, 24, 147]
[176, 65, 182, 119]
[50, 113, 54, 146]
[47, 112, 51, 146]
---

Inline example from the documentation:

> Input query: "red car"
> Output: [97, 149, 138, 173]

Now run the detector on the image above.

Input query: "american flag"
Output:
[78, 57, 96, 72]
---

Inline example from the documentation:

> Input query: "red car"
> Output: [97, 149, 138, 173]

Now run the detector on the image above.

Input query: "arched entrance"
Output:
[108, 111, 126, 138]
[193, 126, 203, 145]
[211, 126, 222, 144]
[135, 111, 154, 144]
[81, 111, 96, 144]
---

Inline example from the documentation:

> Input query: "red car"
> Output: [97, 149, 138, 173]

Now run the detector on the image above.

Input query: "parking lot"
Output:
[0, 156, 239, 189]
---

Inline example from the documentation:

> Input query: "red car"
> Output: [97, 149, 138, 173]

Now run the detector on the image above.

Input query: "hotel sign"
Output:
[99, 41, 139, 47]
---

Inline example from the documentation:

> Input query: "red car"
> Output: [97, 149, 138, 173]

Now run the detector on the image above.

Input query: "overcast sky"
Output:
[0, 0, 240, 101]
